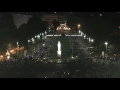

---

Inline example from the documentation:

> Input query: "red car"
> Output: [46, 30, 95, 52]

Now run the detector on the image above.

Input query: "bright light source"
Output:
[45, 31, 47, 35]
[10, 50, 14, 53]
[6, 51, 10, 56]
[0, 55, 3, 58]
[78, 24, 80, 27]
[43, 44, 45, 46]
[91, 39, 94, 42]
[57, 51, 61, 55]
[57, 41, 61, 57]
[37, 35, 40, 39]
[28, 39, 31, 43]
[84, 35, 86, 39]
[7, 56, 10, 59]
[43, 57, 46, 59]
[100, 13, 102, 16]
[17, 42, 19, 46]
[105, 42, 108, 45]
[31, 38, 35, 43]
[57, 41, 61, 51]
[71, 55, 74, 59]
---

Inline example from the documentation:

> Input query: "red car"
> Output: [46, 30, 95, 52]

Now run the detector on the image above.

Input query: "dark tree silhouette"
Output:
[0, 13, 17, 51]
[52, 19, 59, 32]
[17, 16, 48, 45]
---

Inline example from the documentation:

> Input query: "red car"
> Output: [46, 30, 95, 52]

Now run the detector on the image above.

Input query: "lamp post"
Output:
[31, 38, 35, 57]
[105, 42, 108, 58]
[28, 39, 31, 46]
[78, 24, 80, 30]
[16, 42, 19, 59]
[91, 39, 94, 43]
[37, 35, 40, 48]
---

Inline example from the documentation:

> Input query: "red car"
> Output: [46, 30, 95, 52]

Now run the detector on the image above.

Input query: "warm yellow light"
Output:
[6, 51, 10, 55]
[78, 24, 80, 27]
[0, 55, 3, 58]
[10, 50, 14, 53]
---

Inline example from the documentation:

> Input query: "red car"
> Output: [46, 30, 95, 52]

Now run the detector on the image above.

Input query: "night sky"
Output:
[1, 12, 120, 30]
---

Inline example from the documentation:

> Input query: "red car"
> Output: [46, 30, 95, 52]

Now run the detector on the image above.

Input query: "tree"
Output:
[0, 13, 17, 50]
[52, 19, 59, 32]
[17, 16, 48, 45]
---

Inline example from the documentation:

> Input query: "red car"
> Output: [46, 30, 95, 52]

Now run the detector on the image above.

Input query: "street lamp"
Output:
[45, 31, 47, 35]
[37, 35, 40, 50]
[16, 42, 19, 59]
[91, 39, 94, 43]
[105, 42, 108, 56]
[78, 24, 80, 29]
[31, 38, 35, 44]
[37, 35, 40, 40]
[28, 39, 31, 46]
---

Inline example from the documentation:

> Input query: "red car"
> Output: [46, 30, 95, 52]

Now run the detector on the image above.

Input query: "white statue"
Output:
[57, 41, 61, 51]
[57, 41, 61, 57]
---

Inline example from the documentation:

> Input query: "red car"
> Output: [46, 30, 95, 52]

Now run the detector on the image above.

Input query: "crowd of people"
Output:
[0, 31, 119, 78]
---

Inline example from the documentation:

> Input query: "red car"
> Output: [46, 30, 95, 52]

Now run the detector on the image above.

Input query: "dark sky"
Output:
[1, 12, 119, 17]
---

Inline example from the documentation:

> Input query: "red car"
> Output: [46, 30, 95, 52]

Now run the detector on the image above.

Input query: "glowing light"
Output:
[28, 39, 31, 43]
[17, 42, 19, 46]
[91, 39, 94, 42]
[57, 41, 61, 57]
[71, 55, 74, 59]
[0, 55, 3, 58]
[45, 31, 47, 35]
[43, 57, 46, 59]
[66, 35, 82, 36]
[10, 50, 14, 53]
[78, 24, 80, 27]
[57, 41, 61, 51]
[43, 44, 45, 46]
[6, 51, 10, 56]
[7, 56, 10, 59]
[47, 35, 61, 36]
[37, 35, 40, 39]
[100, 13, 102, 16]
[42, 33, 44, 36]
[31, 38, 35, 43]
[105, 42, 108, 45]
